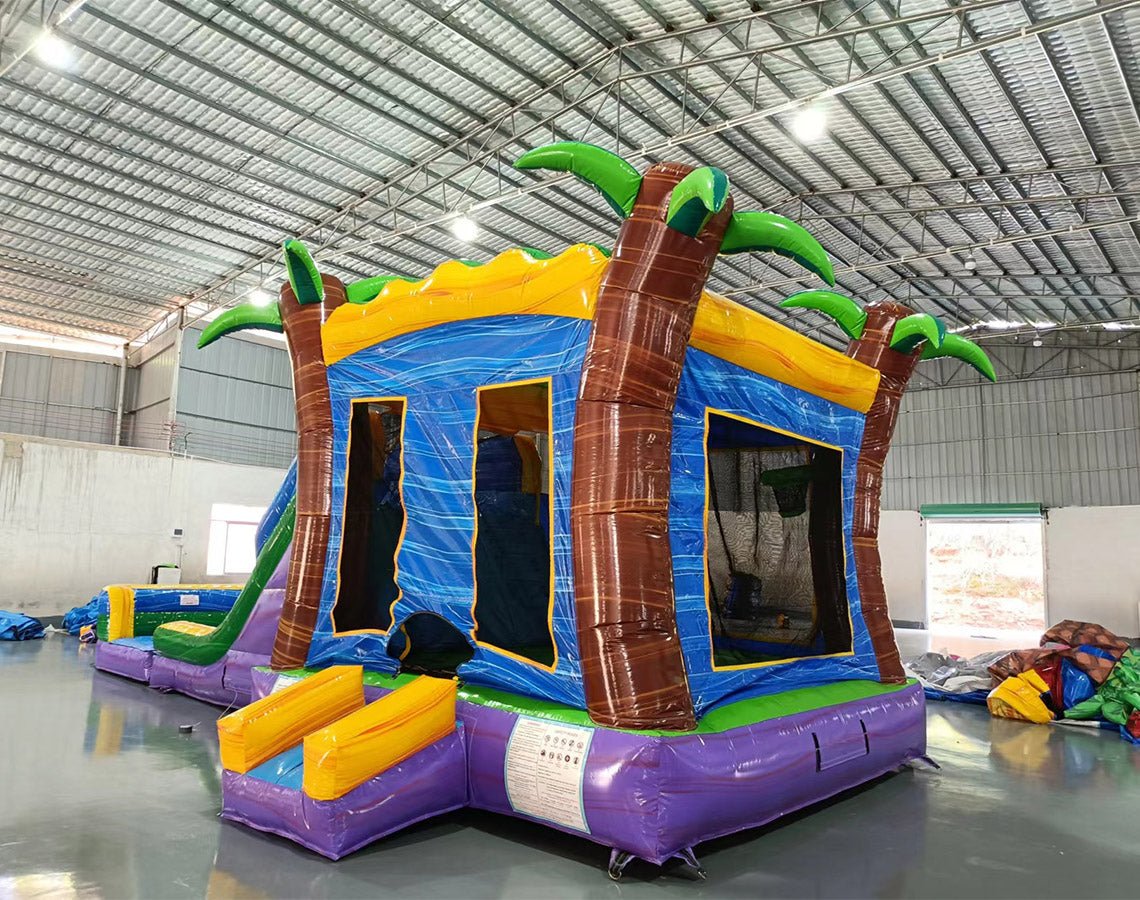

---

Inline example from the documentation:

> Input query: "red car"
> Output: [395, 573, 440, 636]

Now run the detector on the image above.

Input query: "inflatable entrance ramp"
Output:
[219, 666, 464, 859]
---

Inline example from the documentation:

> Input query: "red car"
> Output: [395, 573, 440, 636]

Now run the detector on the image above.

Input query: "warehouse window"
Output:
[923, 505, 1046, 650]
[206, 504, 265, 576]
[705, 409, 852, 669]
[471, 379, 556, 668]
[333, 398, 407, 634]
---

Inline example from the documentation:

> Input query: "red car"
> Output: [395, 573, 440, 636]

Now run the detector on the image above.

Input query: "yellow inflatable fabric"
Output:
[217, 665, 365, 773]
[302, 676, 458, 801]
[321, 245, 880, 414]
[106, 585, 135, 642]
[987, 669, 1055, 725]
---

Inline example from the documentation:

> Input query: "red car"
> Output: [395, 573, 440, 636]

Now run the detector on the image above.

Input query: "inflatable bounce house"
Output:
[104, 143, 997, 876]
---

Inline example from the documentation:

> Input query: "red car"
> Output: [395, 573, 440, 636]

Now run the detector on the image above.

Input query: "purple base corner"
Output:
[220, 728, 468, 860]
[94, 640, 153, 683]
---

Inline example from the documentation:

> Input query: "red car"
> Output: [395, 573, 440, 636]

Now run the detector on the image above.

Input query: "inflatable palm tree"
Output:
[781, 290, 995, 681]
[198, 240, 346, 670]
[516, 142, 836, 729]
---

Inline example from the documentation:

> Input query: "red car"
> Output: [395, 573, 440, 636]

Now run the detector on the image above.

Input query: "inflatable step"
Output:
[218, 666, 465, 858]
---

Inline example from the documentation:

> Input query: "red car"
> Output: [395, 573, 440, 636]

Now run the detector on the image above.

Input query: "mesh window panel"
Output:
[706, 414, 851, 667]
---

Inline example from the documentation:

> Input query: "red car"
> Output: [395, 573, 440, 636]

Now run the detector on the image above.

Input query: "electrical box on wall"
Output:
[152, 564, 182, 585]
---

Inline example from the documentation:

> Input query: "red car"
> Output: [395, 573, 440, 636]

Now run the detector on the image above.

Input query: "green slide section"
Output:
[96, 611, 228, 643]
[153, 498, 296, 666]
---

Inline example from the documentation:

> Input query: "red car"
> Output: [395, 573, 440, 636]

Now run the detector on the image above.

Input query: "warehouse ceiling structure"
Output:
[1, 0, 1139, 385]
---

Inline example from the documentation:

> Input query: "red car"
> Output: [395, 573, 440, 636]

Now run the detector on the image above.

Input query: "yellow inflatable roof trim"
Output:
[321, 243, 880, 414]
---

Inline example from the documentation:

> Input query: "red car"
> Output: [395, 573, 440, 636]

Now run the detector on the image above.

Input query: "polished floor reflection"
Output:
[2, 635, 1138, 898]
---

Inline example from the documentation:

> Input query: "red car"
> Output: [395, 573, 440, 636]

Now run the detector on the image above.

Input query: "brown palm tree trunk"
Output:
[845, 301, 920, 683]
[270, 274, 346, 670]
[571, 164, 732, 731]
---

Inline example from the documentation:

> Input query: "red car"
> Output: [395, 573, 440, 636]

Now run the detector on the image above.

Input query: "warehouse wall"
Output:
[883, 370, 1140, 509]
[0, 434, 287, 617]
[880, 363, 1140, 638]
[0, 343, 123, 445]
[123, 327, 177, 452]
[176, 327, 294, 469]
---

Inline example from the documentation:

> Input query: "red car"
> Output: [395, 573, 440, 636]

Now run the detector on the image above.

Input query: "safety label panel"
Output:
[504, 715, 593, 833]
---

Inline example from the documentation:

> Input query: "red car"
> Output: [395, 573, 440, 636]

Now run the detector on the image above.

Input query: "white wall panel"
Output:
[0, 435, 287, 616]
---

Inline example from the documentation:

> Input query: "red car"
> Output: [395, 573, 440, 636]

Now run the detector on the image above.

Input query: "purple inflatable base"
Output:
[149, 654, 264, 708]
[220, 728, 468, 860]
[94, 640, 153, 683]
[241, 672, 927, 867]
[92, 587, 285, 706]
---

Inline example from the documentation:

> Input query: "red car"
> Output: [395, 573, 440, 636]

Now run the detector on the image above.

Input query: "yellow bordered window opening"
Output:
[332, 398, 407, 635]
[470, 379, 557, 670]
[704, 409, 853, 671]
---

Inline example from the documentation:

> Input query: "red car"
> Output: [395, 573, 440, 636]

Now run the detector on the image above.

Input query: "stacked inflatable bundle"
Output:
[219, 666, 464, 859]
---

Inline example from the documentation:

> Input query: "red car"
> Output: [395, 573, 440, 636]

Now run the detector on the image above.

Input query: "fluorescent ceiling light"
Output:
[0, 324, 122, 356]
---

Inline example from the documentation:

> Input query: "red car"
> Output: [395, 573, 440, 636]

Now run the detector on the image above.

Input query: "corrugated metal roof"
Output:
[0, 0, 1137, 354]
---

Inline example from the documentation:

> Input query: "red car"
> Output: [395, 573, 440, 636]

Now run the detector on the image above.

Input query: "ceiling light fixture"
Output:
[790, 105, 827, 142]
[962, 251, 977, 273]
[34, 31, 72, 68]
[250, 288, 274, 307]
[451, 216, 479, 243]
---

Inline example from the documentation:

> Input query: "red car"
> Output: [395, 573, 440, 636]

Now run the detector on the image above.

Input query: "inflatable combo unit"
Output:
[92, 460, 296, 706]
[147, 144, 997, 875]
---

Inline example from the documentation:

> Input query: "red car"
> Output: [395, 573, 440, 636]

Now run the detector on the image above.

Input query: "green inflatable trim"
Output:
[153, 497, 295, 666]
[96, 611, 228, 643]
[263, 665, 915, 737]
[346, 274, 416, 304]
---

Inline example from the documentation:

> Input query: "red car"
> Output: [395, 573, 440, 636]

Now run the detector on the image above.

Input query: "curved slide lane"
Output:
[153, 497, 295, 667]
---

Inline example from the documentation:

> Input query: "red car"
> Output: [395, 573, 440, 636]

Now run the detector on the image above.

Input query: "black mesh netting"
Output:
[707, 431, 851, 667]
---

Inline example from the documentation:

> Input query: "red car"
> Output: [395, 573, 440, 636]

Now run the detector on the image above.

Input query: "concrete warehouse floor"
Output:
[2, 634, 1137, 899]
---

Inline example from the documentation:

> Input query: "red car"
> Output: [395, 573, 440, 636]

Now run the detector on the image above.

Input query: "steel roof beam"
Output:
[636, 0, 1009, 324]
[822, 0, 1062, 323]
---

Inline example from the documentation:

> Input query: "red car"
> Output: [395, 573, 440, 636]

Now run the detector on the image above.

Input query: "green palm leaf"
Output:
[197, 303, 282, 349]
[780, 291, 867, 340]
[720, 212, 835, 284]
[665, 167, 729, 237]
[283, 238, 323, 305]
[921, 333, 997, 381]
[889, 313, 945, 353]
[515, 142, 642, 218]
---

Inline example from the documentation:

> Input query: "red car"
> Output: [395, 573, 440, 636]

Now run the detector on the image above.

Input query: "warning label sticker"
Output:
[270, 674, 302, 694]
[179, 594, 200, 606]
[504, 716, 593, 833]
